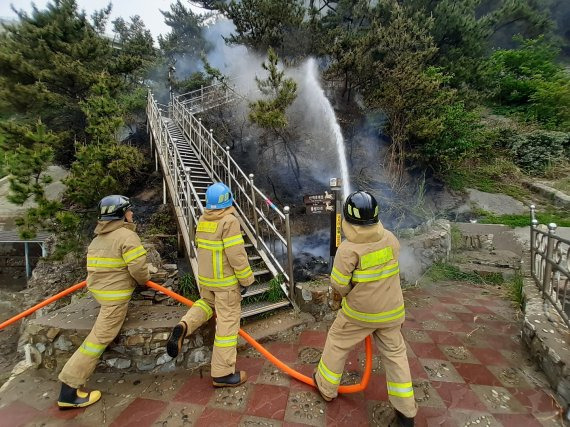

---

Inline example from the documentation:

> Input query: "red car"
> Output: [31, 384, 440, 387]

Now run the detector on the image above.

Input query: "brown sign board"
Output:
[307, 204, 334, 215]
[303, 192, 335, 205]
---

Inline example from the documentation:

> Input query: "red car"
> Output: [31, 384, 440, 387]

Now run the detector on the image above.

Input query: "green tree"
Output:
[0, 120, 63, 238]
[221, 0, 305, 54]
[249, 48, 301, 186]
[486, 36, 570, 130]
[416, 102, 484, 172]
[159, 0, 211, 62]
[354, 1, 448, 179]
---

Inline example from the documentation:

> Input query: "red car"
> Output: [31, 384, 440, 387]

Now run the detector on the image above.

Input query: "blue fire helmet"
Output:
[205, 182, 233, 209]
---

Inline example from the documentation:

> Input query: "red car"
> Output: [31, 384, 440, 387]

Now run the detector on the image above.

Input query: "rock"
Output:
[140, 290, 156, 299]
[46, 328, 60, 341]
[156, 353, 172, 365]
[126, 335, 146, 346]
[53, 335, 73, 352]
[187, 347, 210, 365]
[158, 360, 176, 373]
[154, 293, 169, 303]
[465, 188, 527, 215]
[35, 343, 46, 353]
[163, 264, 178, 272]
[136, 357, 156, 371]
[106, 358, 131, 369]
[152, 332, 169, 342]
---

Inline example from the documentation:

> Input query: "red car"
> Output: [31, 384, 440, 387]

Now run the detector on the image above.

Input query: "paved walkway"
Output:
[0, 281, 565, 426]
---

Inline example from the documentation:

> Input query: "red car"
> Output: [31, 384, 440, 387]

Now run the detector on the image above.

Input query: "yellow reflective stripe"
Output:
[318, 359, 341, 385]
[214, 334, 238, 347]
[331, 267, 351, 286]
[360, 247, 393, 269]
[223, 234, 244, 249]
[387, 381, 414, 398]
[197, 221, 218, 233]
[235, 266, 253, 279]
[195, 299, 213, 319]
[90, 288, 134, 302]
[352, 262, 400, 283]
[123, 245, 147, 263]
[78, 340, 106, 357]
[198, 275, 238, 287]
[341, 299, 405, 323]
[87, 257, 127, 268]
[211, 249, 223, 279]
[197, 238, 223, 249]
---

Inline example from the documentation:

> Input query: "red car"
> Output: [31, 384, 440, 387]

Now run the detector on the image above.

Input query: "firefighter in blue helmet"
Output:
[166, 182, 254, 387]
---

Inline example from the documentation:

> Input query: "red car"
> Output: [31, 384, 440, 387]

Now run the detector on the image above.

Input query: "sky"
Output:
[0, 0, 207, 38]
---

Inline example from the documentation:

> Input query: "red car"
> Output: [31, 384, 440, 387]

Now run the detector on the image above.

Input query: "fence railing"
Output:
[149, 89, 295, 299]
[147, 93, 203, 259]
[530, 205, 569, 328]
[178, 81, 237, 114]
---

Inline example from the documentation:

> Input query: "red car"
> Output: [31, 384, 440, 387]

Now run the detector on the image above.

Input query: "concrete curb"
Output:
[524, 181, 570, 208]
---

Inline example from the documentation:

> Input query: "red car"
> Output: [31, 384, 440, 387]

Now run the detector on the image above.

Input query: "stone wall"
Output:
[521, 278, 570, 412]
[23, 297, 213, 375]
[398, 219, 452, 284]
[0, 242, 41, 279]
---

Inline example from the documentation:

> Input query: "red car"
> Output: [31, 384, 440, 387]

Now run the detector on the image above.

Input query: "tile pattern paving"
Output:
[0, 281, 565, 426]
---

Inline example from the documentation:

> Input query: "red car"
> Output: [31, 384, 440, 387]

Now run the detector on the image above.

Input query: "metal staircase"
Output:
[147, 84, 295, 318]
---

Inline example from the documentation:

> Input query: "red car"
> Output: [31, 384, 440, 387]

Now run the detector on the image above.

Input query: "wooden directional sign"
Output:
[303, 191, 335, 205]
[307, 203, 334, 215]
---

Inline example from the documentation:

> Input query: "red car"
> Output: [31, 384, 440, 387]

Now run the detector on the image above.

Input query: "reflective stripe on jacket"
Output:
[330, 219, 405, 328]
[87, 220, 150, 305]
[196, 206, 255, 291]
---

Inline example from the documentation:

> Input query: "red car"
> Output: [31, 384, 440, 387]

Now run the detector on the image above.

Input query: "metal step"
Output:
[241, 282, 269, 298]
[248, 255, 261, 262]
[241, 300, 291, 318]
[253, 269, 271, 277]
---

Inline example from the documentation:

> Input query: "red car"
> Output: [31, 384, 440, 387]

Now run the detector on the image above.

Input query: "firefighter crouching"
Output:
[166, 182, 254, 387]
[57, 195, 150, 409]
[313, 191, 417, 426]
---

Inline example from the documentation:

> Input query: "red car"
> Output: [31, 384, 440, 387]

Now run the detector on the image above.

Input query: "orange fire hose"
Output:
[0, 280, 373, 394]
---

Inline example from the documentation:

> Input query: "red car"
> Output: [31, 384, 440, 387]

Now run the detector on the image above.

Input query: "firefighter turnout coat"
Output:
[315, 219, 418, 418]
[180, 206, 254, 377]
[59, 220, 150, 388]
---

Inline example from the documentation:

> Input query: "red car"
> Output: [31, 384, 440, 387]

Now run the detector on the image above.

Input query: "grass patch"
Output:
[507, 273, 524, 309]
[267, 274, 285, 303]
[178, 272, 200, 301]
[426, 262, 504, 285]
[476, 210, 570, 227]
[445, 157, 529, 200]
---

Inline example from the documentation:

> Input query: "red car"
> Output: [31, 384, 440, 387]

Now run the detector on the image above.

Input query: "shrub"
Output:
[508, 130, 569, 173]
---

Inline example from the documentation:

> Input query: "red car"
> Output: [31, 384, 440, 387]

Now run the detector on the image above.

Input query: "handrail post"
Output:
[209, 129, 214, 171]
[185, 167, 195, 258]
[249, 174, 260, 249]
[225, 146, 231, 192]
[543, 223, 557, 301]
[530, 205, 537, 277]
[284, 206, 295, 300]
[173, 141, 178, 206]
[198, 118, 203, 155]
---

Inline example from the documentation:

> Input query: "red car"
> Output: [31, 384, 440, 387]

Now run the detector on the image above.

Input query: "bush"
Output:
[419, 102, 484, 171]
[508, 130, 569, 173]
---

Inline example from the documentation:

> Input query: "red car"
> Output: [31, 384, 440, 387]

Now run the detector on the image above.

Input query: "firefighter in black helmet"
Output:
[57, 195, 150, 409]
[314, 191, 416, 426]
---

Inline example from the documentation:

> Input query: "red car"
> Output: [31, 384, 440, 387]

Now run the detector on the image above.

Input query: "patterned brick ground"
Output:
[0, 281, 566, 426]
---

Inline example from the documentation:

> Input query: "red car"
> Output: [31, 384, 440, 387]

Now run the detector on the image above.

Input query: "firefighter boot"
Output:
[57, 383, 101, 409]
[166, 321, 188, 358]
[312, 370, 333, 402]
[395, 410, 414, 427]
[212, 371, 247, 387]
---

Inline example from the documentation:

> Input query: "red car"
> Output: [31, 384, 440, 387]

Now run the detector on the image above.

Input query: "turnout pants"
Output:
[315, 313, 418, 418]
[180, 287, 241, 378]
[59, 302, 129, 389]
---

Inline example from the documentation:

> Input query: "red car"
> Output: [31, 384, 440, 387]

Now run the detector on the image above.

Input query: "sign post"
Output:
[329, 178, 343, 259]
